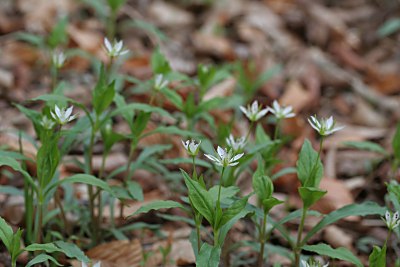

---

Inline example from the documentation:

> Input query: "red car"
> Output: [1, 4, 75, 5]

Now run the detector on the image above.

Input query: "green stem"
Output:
[192, 156, 197, 179]
[274, 119, 281, 140]
[257, 211, 268, 267]
[120, 142, 136, 219]
[87, 122, 99, 244]
[245, 121, 254, 142]
[294, 207, 307, 267]
[217, 167, 226, 206]
[214, 167, 225, 247]
[196, 223, 201, 253]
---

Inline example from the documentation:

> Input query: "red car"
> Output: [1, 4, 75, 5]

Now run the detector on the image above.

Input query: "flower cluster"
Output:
[104, 37, 129, 57]
[384, 210, 400, 230]
[308, 115, 344, 136]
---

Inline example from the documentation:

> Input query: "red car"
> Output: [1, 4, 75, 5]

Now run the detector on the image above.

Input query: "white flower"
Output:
[308, 115, 344, 136]
[82, 261, 101, 267]
[154, 74, 169, 91]
[182, 140, 201, 157]
[239, 101, 268, 122]
[50, 105, 77, 125]
[301, 259, 329, 267]
[41, 116, 56, 130]
[226, 134, 246, 152]
[104, 37, 129, 57]
[205, 146, 244, 167]
[52, 51, 66, 68]
[268, 100, 295, 120]
[384, 210, 400, 230]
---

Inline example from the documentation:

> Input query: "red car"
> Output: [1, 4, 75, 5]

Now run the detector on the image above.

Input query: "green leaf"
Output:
[218, 195, 250, 228]
[196, 243, 221, 267]
[93, 75, 116, 115]
[26, 254, 62, 267]
[297, 139, 323, 187]
[160, 87, 183, 110]
[208, 186, 240, 204]
[126, 181, 144, 201]
[378, 18, 400, 37]
[13, 32, 44, 46]
[253, 172, 273, 201]
[181, 169, 214, 225]
[393, 123, 400, 160]
[303, 243, 363, 267]
[25, 243, 62, 253]
[262, 197, 284, 213]
[141, 126, 200, 139]
[369, 245, 386, 267]
[47, 174, 115, 197]
[111, 103, 172, 119]
[151, 48, 171, 74]
[0, 216, 13, 251]
[47, 16, 68, 48]
[129, 200, 184, 217]
[303, 202, 385, 244]
[343, 141, 388, 156]
[55, 241, 90, 263]
[0, 157, 37, 192]
[36, 135, 60, 187]
[107, 0, 126, 11]
[0, 186, 23, 196]
[298, 187, 326, 209]
[218, 209, 252, 245]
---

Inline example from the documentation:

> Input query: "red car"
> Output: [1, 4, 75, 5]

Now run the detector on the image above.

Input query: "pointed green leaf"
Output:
[343, 141, 388, 156]
[0, 216, 13, 251]
[181, 169, 214, 225]
[196, 243, 221, 267]
[253, 172, 274, 201]
[369, 245, 386, 267]
[393, 123, 400, 160]
[298, 187, 326, 209]
[55, 241, 90, 263]
[129, 200, 184, 217]
[262, 197, 284, 213]
[26, 254, 62, 267]
[25, 243, 62, 253]
[303, 202, 386, 244]
[297, 139, 323, 187]
[218, 195, 250, 228]
[303, 243, 363, 267]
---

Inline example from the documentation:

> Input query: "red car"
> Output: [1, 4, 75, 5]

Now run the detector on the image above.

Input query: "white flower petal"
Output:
[272, 100, 280, 111]
[231, 153, 244, 162]
[93, 262, 101, 267]
[326, 116, 334, 129]
[204, 154, 220, 163]
[104, 37, 112, 52]
[217, 146, 226, 159]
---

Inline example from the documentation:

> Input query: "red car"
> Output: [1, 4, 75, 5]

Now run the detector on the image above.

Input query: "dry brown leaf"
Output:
[149, 1, 194, 28]
[192, 33, 235, 59]
[84, 239, 142, 267]
[312, 178, 354, 214]
[280, 80, 312, 113]
[323, 225, 353, 249]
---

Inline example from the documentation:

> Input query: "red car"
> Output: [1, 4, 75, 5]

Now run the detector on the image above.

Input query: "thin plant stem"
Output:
[245, 121, 254, 142]
[274, 119, 281, 140]
[87, 122, 99, 244]
[54, 189, 69, 235]
[120, 142, 136, 219]
[257, 211, 268, 267]
[191, 156, 201, 253]
[214, 167, 226, 247]
[294, 207, 307, 267]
